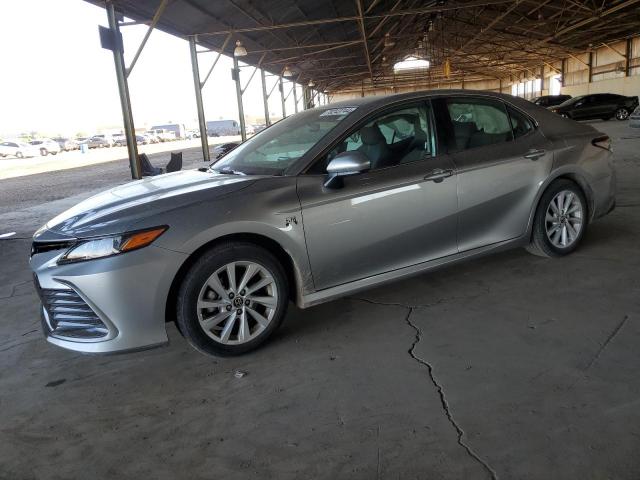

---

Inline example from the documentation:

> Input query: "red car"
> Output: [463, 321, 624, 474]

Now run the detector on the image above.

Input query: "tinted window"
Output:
[308, 103, 435, 173]
[445, 98, 512, 151]
[507, 106, 534, 139]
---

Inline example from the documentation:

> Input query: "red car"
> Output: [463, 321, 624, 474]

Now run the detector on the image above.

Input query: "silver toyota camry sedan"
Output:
[30, 90, 616, 356]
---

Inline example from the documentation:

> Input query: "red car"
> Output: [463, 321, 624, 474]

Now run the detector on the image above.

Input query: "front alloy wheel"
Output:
[197, 261, 279, 345]
[177, 242, 289, 356]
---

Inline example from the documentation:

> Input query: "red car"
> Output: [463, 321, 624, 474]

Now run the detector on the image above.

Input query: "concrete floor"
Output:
[1, 121, 639, 479]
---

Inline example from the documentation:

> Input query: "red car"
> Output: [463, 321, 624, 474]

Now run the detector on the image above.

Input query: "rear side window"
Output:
[445, 98, 513, 151]
[507, 106, 534, 139]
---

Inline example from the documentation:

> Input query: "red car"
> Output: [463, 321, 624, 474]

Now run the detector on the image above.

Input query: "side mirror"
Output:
[324, 151, 370, 188]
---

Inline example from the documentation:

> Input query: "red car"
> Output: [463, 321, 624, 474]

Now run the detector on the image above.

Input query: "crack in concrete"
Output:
[584, 315, 630, 372]
[0, 280, 33, 300]
[354, 297, 498, 480]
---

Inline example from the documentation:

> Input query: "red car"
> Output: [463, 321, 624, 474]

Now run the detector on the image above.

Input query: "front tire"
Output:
[176, 242, 289, 356]
[40, 148, 48, 156]
[526, 179, 587, 257]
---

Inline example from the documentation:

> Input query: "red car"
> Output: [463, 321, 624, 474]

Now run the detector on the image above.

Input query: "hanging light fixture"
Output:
[233, 40, 247, 57]
[283, 65, 294, 77]
[382, 56, 389, 67]
[308, 79, 316, 87]
[384, 33, 395, 48]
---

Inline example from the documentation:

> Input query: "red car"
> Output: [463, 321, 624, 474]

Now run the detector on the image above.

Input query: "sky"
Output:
[0, 0, 301, 137]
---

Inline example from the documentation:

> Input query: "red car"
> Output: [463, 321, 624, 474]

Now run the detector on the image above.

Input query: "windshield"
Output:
[211, 106, 357, 175]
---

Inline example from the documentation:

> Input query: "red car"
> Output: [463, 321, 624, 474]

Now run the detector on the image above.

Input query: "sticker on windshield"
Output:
[319, 107, 358, 117]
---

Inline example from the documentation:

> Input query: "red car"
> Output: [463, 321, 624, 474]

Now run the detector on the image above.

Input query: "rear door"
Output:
[433, 96, 553, 252]
[297, 101, 458, 290]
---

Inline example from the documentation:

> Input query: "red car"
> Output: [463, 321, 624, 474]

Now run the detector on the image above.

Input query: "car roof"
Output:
[318, 89, 544, 114]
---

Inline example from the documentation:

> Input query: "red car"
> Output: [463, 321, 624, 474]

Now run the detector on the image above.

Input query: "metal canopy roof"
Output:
[91, 0, 640, 92]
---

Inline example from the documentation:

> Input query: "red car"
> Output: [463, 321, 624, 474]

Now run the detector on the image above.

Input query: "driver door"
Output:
[297, 101, 459, 291]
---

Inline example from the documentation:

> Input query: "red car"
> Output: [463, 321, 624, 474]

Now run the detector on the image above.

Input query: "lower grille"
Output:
[39, 287, 109, 339]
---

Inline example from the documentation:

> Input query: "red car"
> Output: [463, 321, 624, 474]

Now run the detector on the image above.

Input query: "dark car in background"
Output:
[549, 93, 639, 121]
[532, 95, 571, 107]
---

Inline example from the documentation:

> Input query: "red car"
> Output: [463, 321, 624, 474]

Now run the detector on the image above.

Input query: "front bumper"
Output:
[30, 243, 188, 353]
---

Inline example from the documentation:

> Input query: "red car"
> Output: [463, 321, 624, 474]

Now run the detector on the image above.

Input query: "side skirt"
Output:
[299, 235, 529, 308]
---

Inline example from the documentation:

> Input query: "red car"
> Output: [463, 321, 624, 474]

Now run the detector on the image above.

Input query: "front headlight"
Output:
[58, 226, 167, 264]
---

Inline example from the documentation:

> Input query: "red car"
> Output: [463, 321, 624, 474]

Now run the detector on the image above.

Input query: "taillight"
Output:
[592, 135, 611, 151]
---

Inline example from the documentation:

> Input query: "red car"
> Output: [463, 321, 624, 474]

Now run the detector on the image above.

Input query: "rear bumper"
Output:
[30, 244, 188, 353]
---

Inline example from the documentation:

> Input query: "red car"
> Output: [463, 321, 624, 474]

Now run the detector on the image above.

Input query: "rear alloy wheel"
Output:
[176, 242, 289, 356]
[560, 113, 570, 119]
[40, 148, 48, 156]
[15, 151, 23, 159]
[615, 108, 629, 121]
[526, 179, 587, 257]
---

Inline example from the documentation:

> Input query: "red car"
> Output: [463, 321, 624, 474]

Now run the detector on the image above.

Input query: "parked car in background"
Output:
[113, 134, 126, 147]
[146, 129, 175, 142]
[206, 119, 240, 136]
[150, 123, 186, 139]
[30, 138, 61, 156]
[0, 141, 41, 158]
[114, 134, 150, 146]
[92, 134, 114, 147]
[81, 136, 111, 149]
[30, 91, 616, 356]
[144, 131, 161, 143]
[186, 129, 200, 139]
[53, 137, 79, 152]
[549, 93, 639, 121]
[629, 106, 640, 128]
[531, 95, 571, 107]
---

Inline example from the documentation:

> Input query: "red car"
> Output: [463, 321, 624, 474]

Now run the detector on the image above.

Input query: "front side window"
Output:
[308, 103, 435, 174]
[212, 107, 357, 176]
[445, 98, 513, 151]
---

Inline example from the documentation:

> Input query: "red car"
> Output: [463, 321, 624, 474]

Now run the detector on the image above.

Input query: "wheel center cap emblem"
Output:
[233, 297, 244, 307]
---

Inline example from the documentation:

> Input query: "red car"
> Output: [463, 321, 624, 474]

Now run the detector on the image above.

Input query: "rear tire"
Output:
[615, 108, 629, 121]
[40, 148, 48, 156]
[526, 179, 587, 258]
[15, 151, 23, 159]
[176, 242, 289, 356]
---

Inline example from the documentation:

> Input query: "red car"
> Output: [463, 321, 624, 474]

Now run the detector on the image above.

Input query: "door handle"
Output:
[523, 149, 546, 160]
[424, 168, 453, 183]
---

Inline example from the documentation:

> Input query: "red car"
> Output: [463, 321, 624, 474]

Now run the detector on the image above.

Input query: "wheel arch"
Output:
[165, 232, 303, 325]
[526, 169, 594, 239]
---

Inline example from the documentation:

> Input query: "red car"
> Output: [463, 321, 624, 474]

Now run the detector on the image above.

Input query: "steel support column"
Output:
[189, 36, 210, 162]
[260, 68, 270, 126]
[293, 83, 298, 113]
[625, 38, 631, 77]
[233, 56, 247, 142]
[588, 51, 593, 83]
[106, 2, 141, 180]
[280, 76, 286, 118]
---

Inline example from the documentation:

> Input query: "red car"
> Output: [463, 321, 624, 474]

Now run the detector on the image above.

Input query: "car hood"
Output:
[38, 170, 256, 238]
